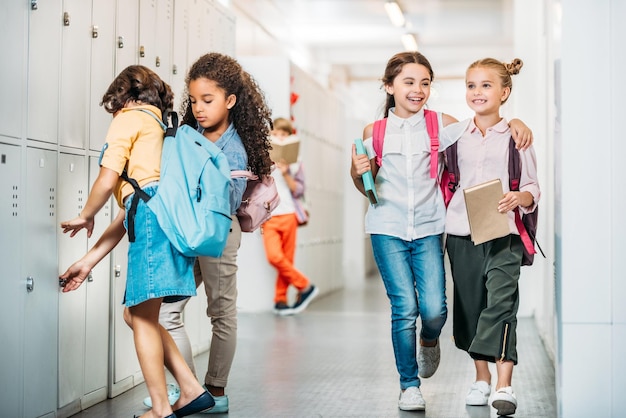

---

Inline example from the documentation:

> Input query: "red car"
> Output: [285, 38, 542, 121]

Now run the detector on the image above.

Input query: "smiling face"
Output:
[384, 63, 431, 118]
[465, 66, 510, 117]
[188, 77, 235, 137]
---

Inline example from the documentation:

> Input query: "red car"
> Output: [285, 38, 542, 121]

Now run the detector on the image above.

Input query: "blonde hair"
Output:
[273, 117, 294, 135]
[467, 58, 523, 104]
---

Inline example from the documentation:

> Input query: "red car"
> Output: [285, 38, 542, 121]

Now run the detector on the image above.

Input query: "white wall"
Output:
[557, 0, 626, 417]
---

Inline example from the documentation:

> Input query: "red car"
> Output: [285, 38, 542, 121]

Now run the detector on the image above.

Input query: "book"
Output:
[269, 135, 300, 164]
[354, 139, 378, 205]
[463, 178, 509, 245]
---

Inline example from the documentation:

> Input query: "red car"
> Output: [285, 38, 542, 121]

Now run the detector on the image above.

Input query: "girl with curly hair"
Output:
[142, 53, 274, 414]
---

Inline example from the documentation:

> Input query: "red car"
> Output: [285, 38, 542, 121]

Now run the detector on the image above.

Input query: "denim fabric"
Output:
[371, 233, 447, 389]
[123, 184, 196, 307]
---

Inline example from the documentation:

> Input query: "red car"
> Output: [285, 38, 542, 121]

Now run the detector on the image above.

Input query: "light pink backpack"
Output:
[231, 170, 281, 232]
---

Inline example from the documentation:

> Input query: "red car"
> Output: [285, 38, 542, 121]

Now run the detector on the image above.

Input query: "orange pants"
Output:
[262, 213, 309, 303]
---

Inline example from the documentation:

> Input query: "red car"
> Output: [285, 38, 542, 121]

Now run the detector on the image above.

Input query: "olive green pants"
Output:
[446, 234, 523, 364]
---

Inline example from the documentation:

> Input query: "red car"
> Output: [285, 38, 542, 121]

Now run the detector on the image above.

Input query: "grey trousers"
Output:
[160, 216, 242, 387]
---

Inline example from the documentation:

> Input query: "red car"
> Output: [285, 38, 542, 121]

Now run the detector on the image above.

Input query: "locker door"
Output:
[27, 0, 62, 144]
[171, 0, 189, 112]
[0, 143, 24, 418]
[23, 147, 58, 418]
[212, 0, 236, 55]
[83, 156, 110, 406]
[109, 205, 140, 397]
[138, 0, 158, 73]
[154, 0, 174, 83]
[89, 0, 116, 152]
[115, 0, 140, 73]
[188, 0, 212, 62]
[0, 3, 27, 139]
[57, 153, 88, 408]
[59, 0, 92, 149]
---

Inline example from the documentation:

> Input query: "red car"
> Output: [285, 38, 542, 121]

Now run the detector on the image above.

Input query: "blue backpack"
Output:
[122, 109, 232, 258]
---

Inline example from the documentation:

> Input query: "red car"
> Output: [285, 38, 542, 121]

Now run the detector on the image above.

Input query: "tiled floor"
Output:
[73, 276, 556, 418]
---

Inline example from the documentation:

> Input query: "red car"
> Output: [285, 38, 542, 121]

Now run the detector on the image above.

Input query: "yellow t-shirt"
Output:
[99, 105, 164, 207]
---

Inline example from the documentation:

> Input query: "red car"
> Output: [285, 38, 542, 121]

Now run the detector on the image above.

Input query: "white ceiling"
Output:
[229, 0, 515, 84]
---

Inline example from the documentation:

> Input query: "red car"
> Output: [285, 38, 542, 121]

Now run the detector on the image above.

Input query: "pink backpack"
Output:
[231, 170, 281, 232]
[372, 109, 455, 207]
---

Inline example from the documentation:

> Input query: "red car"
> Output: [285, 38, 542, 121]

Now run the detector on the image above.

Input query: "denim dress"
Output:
[123, 183, 196, 307]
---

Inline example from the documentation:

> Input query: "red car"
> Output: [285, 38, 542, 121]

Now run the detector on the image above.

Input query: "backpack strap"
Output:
[372, 118, 387, 167]
[443, 141, 460, 195]
[424, 110, 439, 179]
[119, 108, 172, 242]
[508, 138, 536, 257]
[231, 170, 257, 180]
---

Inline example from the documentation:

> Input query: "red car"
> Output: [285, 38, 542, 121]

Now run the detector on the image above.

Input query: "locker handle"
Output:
[31, 0, 38, 10]
[118, 36, 124, 49]
[156, 56, 161, 67]
[64, 12, 70, 26]
[92, 25, 99, 38]
[173, 64, 178, 75]
[26, 276, 34, 293]
[139, 45, 145, 58]
[114, 265, 121, 278]
[87, 271, 94, 282]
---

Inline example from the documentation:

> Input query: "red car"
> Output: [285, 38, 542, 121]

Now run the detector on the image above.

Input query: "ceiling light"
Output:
[401, 33, 418, 51]
[385, 1, 405, 27]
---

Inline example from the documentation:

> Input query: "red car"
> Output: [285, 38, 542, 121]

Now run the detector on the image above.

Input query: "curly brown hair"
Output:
[180, 53, 274, 176]
[100, 65, 174, 116]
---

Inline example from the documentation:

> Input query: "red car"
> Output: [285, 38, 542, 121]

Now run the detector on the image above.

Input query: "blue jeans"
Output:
[371, 233, 447, 389]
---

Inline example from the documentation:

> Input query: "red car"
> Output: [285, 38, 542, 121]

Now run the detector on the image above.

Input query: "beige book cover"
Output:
[269, 135, 300, 164]
[463, 178, 510, 245]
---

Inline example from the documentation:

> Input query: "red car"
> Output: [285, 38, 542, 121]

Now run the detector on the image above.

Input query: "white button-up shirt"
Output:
[362, 108, 467, 241]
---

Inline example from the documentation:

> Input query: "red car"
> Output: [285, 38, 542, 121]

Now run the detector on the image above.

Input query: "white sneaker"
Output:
[417, 339, 440, 378]
[491, 386, 517, 416]
[398, 386, 426, 411]
[466, 381, 491, 406]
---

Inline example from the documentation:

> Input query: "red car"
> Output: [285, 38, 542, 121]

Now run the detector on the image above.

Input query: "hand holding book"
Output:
[354, 139, 379, 205]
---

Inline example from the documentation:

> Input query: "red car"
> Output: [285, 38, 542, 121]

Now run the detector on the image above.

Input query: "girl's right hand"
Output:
[351, 144, 372, 179]
[60, 215, 95, 238]
[59, 259, 92, 292]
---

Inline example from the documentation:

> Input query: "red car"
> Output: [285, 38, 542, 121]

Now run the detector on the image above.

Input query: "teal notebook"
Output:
[354, 139, 379, 205]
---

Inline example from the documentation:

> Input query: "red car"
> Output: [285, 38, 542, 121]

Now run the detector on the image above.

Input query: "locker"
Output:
[27, 0, 62, 144]
[57, 153, 88, 409]
[83, 157, 111, 405]
[109, 204, 139, 397]
[139, 0, 174, 83]
[0, 143, 24, 418]
[171, 0, 190, 111]
[89, 0, 117, 152]
[59, 0, 92, 149]
[115, 0, 140, 73]
[188, 0, 213, 65]
[23, 147, 58, 418]
[0, 2, 27, 139]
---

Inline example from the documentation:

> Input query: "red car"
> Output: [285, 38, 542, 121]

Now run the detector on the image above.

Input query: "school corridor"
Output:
[71, 273, 556, 418]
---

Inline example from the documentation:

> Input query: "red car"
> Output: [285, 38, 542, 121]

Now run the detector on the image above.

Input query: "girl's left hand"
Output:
[509, 119, 533, 150]
[498, 192, 520, 213]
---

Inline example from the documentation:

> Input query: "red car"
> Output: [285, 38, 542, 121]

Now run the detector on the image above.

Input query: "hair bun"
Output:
[506, 58, 524, 75]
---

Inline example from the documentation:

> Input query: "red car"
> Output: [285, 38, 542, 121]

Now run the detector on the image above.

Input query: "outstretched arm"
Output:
[60, 167, 119, 238]
[59, 209, 126, 292]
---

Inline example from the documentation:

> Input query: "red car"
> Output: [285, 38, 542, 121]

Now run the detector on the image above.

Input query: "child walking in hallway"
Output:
[263, 117, 318, 316]
[445, 58, 540, 416]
